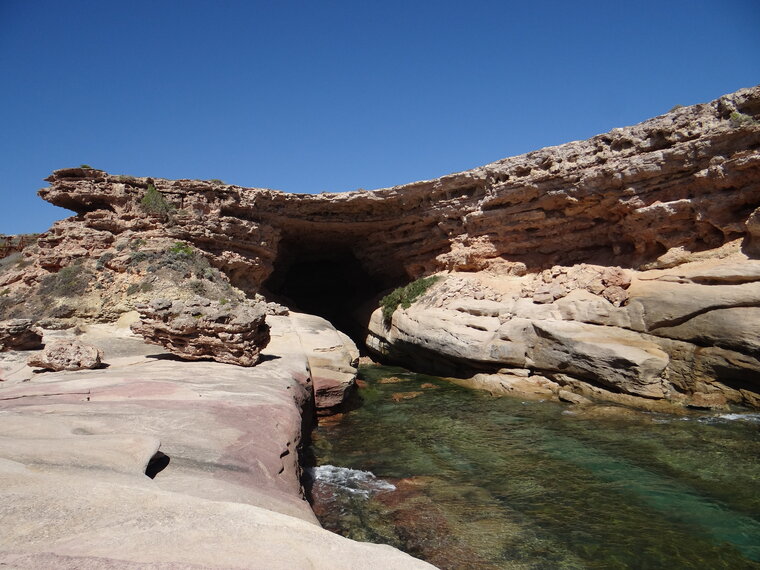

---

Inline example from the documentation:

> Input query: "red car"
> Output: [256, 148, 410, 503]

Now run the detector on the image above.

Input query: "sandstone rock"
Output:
[0, 319, 43, 351]
[530, 320, 669, 398]
[4, 87, 759, 411]
[27, 339, 103, 371]
[558, 389, 592, 405]
[25, 86, 759, 308]
[686, 392, 729, 410]
[0, 320, 434, 569]
[463, 372, 558, 400]
[289, 312, 358, 413]
[391, 391, 423, 402]
[131, 297, 270, 366]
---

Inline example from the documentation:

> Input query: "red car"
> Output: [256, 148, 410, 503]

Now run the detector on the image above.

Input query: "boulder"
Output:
[131, 297, 270, 366]
[27, 340, 103, 371]
[0, 319, 43, 351]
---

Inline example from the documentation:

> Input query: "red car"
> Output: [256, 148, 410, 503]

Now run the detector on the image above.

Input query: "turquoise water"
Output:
[309, 365, 760, 569]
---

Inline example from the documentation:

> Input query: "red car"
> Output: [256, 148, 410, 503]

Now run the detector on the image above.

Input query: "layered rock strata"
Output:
[0, 319, 43, 352]
[367, 261, 760, 408]
[0, 86, 757, 408]
[19, 86, 759, 295]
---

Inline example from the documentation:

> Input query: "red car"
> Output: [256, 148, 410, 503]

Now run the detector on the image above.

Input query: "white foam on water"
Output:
[695, 412, 760, 424]
[308, 464, 396, 498]
[714, 413, 760, 423]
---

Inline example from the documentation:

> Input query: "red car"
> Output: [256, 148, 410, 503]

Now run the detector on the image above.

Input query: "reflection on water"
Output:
[310, 365, 760, 569]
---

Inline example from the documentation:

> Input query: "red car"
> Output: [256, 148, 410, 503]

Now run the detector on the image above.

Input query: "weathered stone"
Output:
[530, 320, 669, 398]
[289, 313, 358, 413]
[131, 298, 270, 366]
[27, 339, 103, 371]
[558, 389, 592, 405]
[686, 391, 729, 410]
[0, 319, 43, 351]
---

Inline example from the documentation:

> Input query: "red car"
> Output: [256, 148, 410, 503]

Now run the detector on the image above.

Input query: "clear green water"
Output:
[309, 365, 760, 569]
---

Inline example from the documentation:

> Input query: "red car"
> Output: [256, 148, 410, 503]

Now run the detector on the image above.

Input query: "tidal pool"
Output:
[309, 365, 760, 569]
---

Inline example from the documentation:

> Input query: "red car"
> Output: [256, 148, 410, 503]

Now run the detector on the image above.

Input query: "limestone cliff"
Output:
[1, 85, 758, 408]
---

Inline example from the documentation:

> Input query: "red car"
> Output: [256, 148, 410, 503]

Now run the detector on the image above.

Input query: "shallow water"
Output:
[309, 365, 760, 569]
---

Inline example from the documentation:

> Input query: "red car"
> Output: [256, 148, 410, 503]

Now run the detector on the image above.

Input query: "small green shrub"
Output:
[129, 251, 149, 265]
[80, 164, 93, 169]
[209, 179, 225, 184]
[140, 184, 174, 217]
[126, 283, 140, 296]
[380, 276, 441, 323]
[729, 111, 758, 127]
[129, 238, 146, 251]
[169, 242, 194, 257]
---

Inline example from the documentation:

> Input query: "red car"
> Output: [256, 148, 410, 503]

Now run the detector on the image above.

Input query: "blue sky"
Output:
[1, 0, 758, 234]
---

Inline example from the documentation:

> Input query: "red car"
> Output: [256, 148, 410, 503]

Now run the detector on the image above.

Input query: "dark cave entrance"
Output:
[262, 238, 400, 345]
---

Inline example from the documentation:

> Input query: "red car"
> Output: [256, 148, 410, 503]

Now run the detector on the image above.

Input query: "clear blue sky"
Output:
[1, 0, 758, 234]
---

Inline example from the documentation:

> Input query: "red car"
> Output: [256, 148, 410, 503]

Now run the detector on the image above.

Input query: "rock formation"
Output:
[0, 319, 43, 351]
[366, 263, 760, 408]
[0, 86, 756, 410]
[0, 320, 432, 568]
[27, 339, 103, 371]
[131, 297, 271, 366]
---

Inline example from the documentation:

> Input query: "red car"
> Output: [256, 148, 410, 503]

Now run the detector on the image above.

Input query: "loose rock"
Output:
[27, 340, 103, 371]
[131, 297, 270, 366]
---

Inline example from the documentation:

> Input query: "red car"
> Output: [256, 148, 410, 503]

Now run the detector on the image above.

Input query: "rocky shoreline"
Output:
[0, 85, 758, 566]
[0, 316, 433, 568]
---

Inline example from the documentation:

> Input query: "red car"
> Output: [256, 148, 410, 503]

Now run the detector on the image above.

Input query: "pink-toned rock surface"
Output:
[0, 321, 433, 569]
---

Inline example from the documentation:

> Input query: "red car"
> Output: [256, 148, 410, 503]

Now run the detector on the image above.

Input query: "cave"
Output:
[262, 235, 401, 344]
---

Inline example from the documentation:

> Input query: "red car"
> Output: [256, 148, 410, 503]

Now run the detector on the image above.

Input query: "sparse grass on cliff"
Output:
[729, 111, 758, 127]
[140, 184, 174, 217]
[380, 276, 441, 324]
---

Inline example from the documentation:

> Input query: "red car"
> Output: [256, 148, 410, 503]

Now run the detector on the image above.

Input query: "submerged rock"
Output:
[131, 297, 270, 366]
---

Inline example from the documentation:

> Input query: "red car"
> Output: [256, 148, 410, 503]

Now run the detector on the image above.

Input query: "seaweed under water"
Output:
[309, 365, 760, 569]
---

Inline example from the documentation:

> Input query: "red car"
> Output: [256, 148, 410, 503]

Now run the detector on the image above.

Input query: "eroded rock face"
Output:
[7, 85, 755, 300]
[27, 339, 103, 371]
[0, 86, 757, 408]
[367, 259, 760, 408]
[0, 319, 43, 351]
[131, 298, 270, 366]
